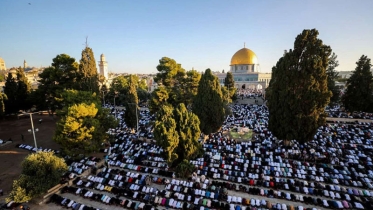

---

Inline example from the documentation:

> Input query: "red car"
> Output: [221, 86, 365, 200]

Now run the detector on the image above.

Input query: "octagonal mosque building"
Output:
[215, 45, 271, 93]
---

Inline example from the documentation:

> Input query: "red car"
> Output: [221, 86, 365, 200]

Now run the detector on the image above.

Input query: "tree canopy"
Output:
[153, 104, 179, 164]
[123, 75, 139, 130]
[3, 67, 31, 113]
[54, 90, 117, 156]
[154, 57, 185, 87]
[174, 103, 202, 163]
[193, 69, 225, 135]
[150, 57, 202, 112]
[0, 92, 7, 118]
[78, 46, 99, 94]
[224, 72, 236, 102]
[342, 55, 373, 112]
[326, 52, 340, 105]
[149, 86, 170, 114]
[154, 103, 202, 167]
[7, 151, 67, 203]
[38, 54, 79, 114]
[266, 29, 332, 143]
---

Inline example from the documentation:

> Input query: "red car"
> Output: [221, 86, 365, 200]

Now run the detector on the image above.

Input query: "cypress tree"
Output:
[16, 67, 31, 110]
[0, 93, 7, 118]
[193, 69, 225, 135]
[224, 72, 236, 102]
[154, 104, 179, 164]
[174, 103, 202, 164]
[326, 52, 340, 105]
[124, 75, 139, 130]
[79, 47, 99, 94]
[4, 72, 18, 113]
[266, 29, 332, 144]
[342, 55, 373, 112]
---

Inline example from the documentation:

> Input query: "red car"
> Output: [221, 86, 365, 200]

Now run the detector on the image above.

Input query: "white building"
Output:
[0, 57, 6, 71]
[98, 54, 109, 80]
[215, 45, 272, 91]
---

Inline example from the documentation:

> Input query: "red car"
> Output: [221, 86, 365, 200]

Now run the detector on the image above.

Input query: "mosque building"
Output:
[215, 45, 272, 92]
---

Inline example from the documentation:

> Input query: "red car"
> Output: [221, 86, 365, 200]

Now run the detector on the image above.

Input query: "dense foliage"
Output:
[38, 54, 79, 114]
[150, 57, 201, 112]
[342, 55, 373, 112]
[326, 52, 340, 105]
[154, 103, 202, 166]
[78, 47, 100, 94]
[193, 69, 225, 135]
[7, 151, 68, 203]
[153, 104, 179, 164]
[3, 67, 31, 113]
[0, 92, 7, 118]
[54, 90, 117, 156]
[266, 29, 332, 143]
[224, 72, 236, 102]
[123, 75, 139, 130]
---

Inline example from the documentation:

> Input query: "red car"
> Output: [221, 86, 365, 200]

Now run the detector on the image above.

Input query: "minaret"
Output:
[24, 60, 28, 69]
[98, 54, 108, 79]
[0, 57, 6, 70]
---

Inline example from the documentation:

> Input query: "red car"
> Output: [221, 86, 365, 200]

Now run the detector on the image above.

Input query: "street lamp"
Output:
[27, 113, 39, 149]
[128, 102, 139, 132]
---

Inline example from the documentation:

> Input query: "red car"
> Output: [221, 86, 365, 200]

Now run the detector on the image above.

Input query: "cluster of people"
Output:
[41, 103, 373, 210]
[326, 105, 373, 120]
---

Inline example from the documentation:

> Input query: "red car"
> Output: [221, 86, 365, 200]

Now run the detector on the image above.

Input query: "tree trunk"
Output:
[284, 139, 291, 146]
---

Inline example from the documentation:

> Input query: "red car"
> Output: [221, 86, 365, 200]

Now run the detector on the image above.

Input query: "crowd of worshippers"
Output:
[236, 89, 264, 100]
[326, 105, 373, 120]
[45, 104, 373, 210]
[16, 143, 60, 153]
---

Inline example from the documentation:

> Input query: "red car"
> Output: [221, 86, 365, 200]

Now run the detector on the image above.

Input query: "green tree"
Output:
[0, 71, 5, 82]
[6, 151, 67, 203]
[174, 103, 202, 164]
[149, 86, 170, 114]
[342, 55, 373, 112]
[123, 75, 139, 130]
[224, 72, 236, 102]
[266, 29, 332, 144]
[3, 67, 31, 113]
[137, 88, 150, 102]
[54, 90, 117, 156]
[78, 46, 99, 93]
[193, 69, 225, 135]
[0, 92, 7, 118]
[38, 54, 79, 114]
[154, 57, 185, 87]
[327, 52, 340, 105]
[27, 89, 48, 111]
[175, 160, 196, 179]
[3, 72, 18, 113]
[154, 104, 179, 164]
[180, 70, 201, 107]
[16, 67, 31, 111]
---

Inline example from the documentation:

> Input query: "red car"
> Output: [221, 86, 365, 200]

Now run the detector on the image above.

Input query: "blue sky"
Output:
[0, 0, 372, 74]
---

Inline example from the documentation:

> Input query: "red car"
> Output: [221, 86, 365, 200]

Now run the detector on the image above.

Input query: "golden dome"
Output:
[230, 47, 258, 65]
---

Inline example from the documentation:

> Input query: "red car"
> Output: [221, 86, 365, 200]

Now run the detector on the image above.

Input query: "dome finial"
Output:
[244, 42, 246, 48]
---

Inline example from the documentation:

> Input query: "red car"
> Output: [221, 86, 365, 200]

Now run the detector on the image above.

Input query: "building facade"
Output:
[215, 46, 272, 92]
[98, 54, 109, 80]
[0, 57, 6, 71]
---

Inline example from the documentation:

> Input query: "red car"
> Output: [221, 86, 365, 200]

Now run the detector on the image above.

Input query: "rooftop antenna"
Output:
[84, 36, 89, 48]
